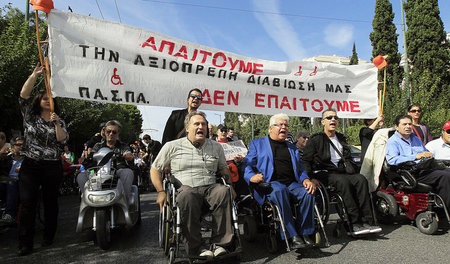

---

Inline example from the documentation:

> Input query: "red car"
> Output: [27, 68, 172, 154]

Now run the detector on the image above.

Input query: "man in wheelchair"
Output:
[302, 108, 381, 236]
[386, 115, 450, 210]
[150, 111, 235, 260]
[244, 113, 316, 249]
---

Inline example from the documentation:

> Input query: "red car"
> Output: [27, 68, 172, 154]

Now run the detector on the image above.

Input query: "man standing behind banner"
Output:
[162, 88, 209, 145]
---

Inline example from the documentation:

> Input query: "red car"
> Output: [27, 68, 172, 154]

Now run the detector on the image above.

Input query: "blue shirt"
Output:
[9, 157, 24, 179]
[385, 131, 428, 165]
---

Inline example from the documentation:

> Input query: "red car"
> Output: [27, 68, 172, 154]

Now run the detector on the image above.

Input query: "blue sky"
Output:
[6, 0, 450, 141]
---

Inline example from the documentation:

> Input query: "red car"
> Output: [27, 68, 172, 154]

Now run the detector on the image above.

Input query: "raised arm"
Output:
[20, 64, 44, 99]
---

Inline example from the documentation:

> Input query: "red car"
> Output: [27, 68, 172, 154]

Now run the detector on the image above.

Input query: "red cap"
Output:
[30, 0, 54, 14]
[443, 121, 450, 130]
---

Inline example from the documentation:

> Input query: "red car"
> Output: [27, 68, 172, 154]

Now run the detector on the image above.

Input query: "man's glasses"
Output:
[272, 123, 289, 128]
[106, 129, 118, 135]
[409, 109, 421, 113]
[220, 129, 227, 132]
[445, 129, 450, 134]
[325, 115, 339, 120]
[190, 94, 203, 101]
[302, 136, 310, 140]
[14, 143, 23, 146]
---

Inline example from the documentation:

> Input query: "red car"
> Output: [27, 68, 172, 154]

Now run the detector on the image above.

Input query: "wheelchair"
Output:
[158, 173, 242, 263]
[311, 170, 382, 238]
[374, 159, 450, 235]
[238, 181, 330, 254]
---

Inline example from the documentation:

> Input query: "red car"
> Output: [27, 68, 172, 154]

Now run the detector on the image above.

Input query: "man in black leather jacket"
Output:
[302, 108, 381, 236]
[77, 120, 134, 201]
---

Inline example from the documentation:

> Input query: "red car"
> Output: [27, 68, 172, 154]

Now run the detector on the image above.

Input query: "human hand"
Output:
[156, 191, 167, 212]
[233, 155, 244, 163]
[32, 63, 44, 76]
[303, 178, 316, 194]
[50, 112, 60, 124]
[416, 151, 433, 160]
[250, 173, 264, 183]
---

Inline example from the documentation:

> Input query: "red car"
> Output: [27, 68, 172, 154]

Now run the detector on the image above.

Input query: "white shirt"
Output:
[425, 137, 450, 160]
[329, 136, 343, 166]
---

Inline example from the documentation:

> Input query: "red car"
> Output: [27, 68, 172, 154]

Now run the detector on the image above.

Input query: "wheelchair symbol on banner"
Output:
[111, 68, 124, 85]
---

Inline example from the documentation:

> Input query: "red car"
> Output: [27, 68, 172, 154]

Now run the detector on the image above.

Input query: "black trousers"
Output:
[417, 168, 450, 210]
[325, 173, 373, 224]
[18, 158, 62, 248]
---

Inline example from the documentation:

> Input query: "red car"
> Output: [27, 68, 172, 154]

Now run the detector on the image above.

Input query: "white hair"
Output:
[269, 113, 289, 126]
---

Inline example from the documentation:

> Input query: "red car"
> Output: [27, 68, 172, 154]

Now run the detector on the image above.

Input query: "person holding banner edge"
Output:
[18, 63, 68, 256]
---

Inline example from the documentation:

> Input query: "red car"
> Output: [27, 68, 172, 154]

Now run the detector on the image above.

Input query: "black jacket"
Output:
[83, 139, 132, 170]
[161, 108, 209, 145]
[302, 132, 355, 175]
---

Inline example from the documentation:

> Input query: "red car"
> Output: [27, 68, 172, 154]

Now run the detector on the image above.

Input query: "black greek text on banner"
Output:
[48, 9, 379, 118]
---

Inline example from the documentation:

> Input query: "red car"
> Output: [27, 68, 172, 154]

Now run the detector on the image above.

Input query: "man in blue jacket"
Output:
[244, 113, 316, 249]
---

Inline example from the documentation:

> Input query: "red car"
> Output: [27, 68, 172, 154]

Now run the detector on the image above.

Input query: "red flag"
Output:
[372, 55, 388, 70]
[30, 0, 54, 14]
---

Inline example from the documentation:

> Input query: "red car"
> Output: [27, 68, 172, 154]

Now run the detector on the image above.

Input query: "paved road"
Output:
[1, 192, 449, 264]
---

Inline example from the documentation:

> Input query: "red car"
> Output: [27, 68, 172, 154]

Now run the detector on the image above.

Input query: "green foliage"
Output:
[0, 6, 143, 153]
[349, 42, 358, 65]
[369, 0, 404, 127]
[0, 5, 44, 136]
[405, 0, 450, 137]
[59, 98, 143, 150]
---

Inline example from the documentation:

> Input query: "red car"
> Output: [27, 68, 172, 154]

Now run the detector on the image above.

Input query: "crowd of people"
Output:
[0, 66, 449, 260]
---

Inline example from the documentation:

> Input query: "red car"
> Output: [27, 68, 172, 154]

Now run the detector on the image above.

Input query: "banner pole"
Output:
[34, 10, 54, 112]
[381, 67, 387, 115]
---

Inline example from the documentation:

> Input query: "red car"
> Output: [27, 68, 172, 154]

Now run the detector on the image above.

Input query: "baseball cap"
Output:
[443, 121, 450, 130]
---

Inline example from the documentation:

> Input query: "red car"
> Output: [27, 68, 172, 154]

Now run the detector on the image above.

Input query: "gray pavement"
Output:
[1, 192, 449, 264]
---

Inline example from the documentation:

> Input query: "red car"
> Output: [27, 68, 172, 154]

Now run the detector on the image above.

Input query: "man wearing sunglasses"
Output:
[296, 130, 310, 155]
[425, 121, 450, 160]
[162, 88, 209, 145]
[302, 108, 380, 236]
[0, 136, 24, 224]
[77, 120, 134, 202]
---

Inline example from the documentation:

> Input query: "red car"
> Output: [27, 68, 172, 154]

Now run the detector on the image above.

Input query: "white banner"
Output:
[48, 9, 379, 118]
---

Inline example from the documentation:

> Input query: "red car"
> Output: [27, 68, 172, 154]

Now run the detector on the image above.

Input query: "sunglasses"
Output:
[302, 136, 310, 139]
[190, 94, 203, 101]
[409, 109, 421, 113]
[14, 143, 23, 146]
[106, 129, 118, 135]
[325, 115, 339, 120]
[220, 129, 227, 132]
[445, 129, 450, 134]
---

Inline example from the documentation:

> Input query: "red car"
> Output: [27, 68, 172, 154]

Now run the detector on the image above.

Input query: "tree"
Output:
[349, 42, 359, 65]
[0, 6, 143, 154]
[0, 5, 43, 137]
[405, 0, 450, 136]
[369, 0, 403, 127]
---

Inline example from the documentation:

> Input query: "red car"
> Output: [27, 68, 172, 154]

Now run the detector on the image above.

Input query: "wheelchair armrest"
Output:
[396, 169, 418, 190]
[249, 182, 272, 195]
[167, 174, 182, 190]
[389, 161, 417, 172]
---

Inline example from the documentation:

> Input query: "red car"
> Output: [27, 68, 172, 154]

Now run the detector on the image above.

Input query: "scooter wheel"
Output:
[416, 211, 439, 235]
[96, 208, 111, 250]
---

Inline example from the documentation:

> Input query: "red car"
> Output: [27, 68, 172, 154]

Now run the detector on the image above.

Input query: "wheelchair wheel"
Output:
[416, 211, 439, 235]
[243, 215, 257, 242]
[315, 181, 330, 225]
[161, 205, 173, 255]
[375, 191, 398, 224]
